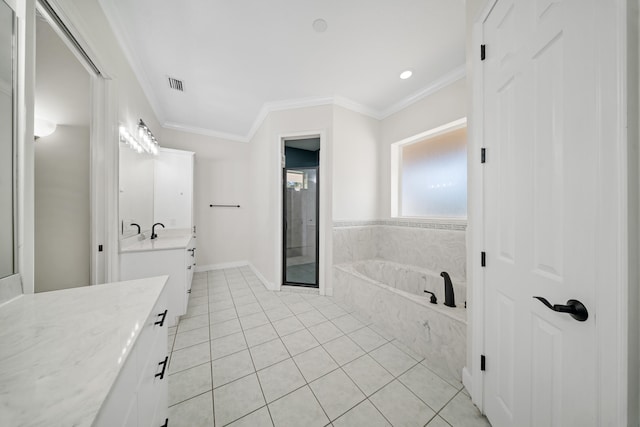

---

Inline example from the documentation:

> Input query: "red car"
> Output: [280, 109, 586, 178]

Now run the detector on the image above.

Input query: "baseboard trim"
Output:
[195, 261, 248, 272]
[462, 366, 473, 396]
[247, 263, 277, 291]
[194, 261, 277, 291]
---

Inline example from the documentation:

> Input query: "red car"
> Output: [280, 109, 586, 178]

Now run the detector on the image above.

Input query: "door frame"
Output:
[275, 131, 330, 295]
[23, 0, 119, 291]
[282, 165, 320, 288]
[468, 0, 632, 424]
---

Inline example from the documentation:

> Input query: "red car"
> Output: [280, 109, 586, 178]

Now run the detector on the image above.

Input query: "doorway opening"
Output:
[282, 137, 320, 288]
[33, 2, 106, 292]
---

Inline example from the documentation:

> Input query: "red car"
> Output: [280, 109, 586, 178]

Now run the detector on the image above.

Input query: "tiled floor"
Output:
[167, 267, 491, 427]
[285, 262, 316, 285]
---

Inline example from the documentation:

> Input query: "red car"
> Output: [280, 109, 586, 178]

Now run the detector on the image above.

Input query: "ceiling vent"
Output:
[168, 76, 184, 92]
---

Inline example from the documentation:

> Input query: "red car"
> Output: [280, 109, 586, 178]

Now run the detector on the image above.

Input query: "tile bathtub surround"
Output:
[334, 265, 466, 385]
[168, 267, 490, 427]
[333, 222, 466, 281]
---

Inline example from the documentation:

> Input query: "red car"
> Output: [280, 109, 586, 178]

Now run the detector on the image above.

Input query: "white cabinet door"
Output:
[482, 1, 625, 426]
[154, 149, 194, 229]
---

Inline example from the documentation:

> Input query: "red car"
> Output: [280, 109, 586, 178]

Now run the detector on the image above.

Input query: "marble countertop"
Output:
[120, 232, 193, 253]
[0, 276, 168, 427]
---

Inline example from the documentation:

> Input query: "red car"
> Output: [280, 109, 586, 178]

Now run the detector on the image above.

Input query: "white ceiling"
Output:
[99, 0, 465, 141]
[35, 16, 91, 127]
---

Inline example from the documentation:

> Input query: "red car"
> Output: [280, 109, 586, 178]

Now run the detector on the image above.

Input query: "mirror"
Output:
[119, 143, 155, 237]
[0, 0, 16, 279]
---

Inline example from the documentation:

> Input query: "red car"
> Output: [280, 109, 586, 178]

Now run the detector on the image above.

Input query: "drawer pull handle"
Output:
[155, 309, 168, 327]
[187, 265, 192, 270]
[156, 356, 169, 380]
[187, 289, 191, 294]
[160, 418, 169, 427]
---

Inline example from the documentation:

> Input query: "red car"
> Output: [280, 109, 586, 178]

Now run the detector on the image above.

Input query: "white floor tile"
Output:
[439, 392, 491, 427]
[427, 415, 453, 427]
[244, 323, 279, 348]
[308, 321, 344, 344]
[369, 342, 419, 377]
[399, 363, 458, 411]
[331, 313, 366, 334]
[265, 306, 295, 322]
[370, 380, 436, 427]
[236, 302, 263, 317]
[296, 309, 327, 328]
[210, 318, 242, 340]
[348, 326, 387, 352]
[169, 342, 211, 374]
[239, 311, 271, 330]
[309, 368, 366, 420]
[168, 391, 214, 427]
[281, 329, 320, 356]
[227, 407, 274, 427]
[210, 331, 247, 360]
[268, 386, 329, 427]
[173, 325, 210, 351]
[214, 374, 266, 426]
[293, 346, 339, 382]
[322, 335, 366, 366]
[257, 358, 306, 403]
[332, 399, 391, 427]
[272, 316, 306, 337]
[343, 355, 394, 396]
[210, 307, 238, 324]
[168, 362, 212, 406]
[177, 314, 209, 333]
[250, 338, 291, 370]
[212, 349, 255, 388]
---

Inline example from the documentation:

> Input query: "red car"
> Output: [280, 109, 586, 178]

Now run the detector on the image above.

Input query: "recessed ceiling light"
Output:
[313, 19, 328, 33]
[400, 70, 413, 80]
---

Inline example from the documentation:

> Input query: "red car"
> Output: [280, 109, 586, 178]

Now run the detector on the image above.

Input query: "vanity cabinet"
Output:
[120, 236, 196, 327]
[95, 285, 169, 427]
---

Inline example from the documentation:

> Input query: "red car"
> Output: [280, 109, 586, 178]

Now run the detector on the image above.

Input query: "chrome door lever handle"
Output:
[533, 296, 589, 322]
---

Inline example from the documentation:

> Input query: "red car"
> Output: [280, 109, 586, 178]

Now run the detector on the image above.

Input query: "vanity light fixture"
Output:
[34, 117, 57, 139]
[400, 70, 413, 80]
[119, 126, 143, 153]
[138, 119, 159, 155]
[119, 120, 160, 155]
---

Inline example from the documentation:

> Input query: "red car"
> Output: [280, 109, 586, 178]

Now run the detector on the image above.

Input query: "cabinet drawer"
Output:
[137, 288, 169, 427]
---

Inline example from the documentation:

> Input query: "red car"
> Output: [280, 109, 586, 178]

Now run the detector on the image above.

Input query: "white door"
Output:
[482, 0, 624, 426]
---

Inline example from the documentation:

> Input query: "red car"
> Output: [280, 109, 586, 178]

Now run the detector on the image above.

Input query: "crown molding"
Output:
[379, 65, 466, 119]
[333, 96, 384, 120]
[97, 0, 166, 124]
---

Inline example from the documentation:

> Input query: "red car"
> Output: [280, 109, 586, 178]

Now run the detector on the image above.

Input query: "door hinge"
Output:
[481, 354, 486, 371]
[481, 251, 486, 267]
[481, 148, 486, 163]
[98, 244, 103, 252]
[481, 44, 486, 61]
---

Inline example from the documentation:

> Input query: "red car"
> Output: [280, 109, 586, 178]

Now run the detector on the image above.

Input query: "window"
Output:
[286, 170, 308, 191]
[393, 120, 467, 218]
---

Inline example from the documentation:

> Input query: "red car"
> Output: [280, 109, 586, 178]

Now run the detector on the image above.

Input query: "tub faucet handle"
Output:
[423, 290, 437, 304]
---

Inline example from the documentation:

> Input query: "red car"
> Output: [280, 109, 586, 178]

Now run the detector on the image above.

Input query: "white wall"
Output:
[34, 126, 90, 292]
[379, 78, 467, 219]
[161, 128, 251, 269]
[249, 105, 334, 293]
[332, 106, 380, 221]
[60, 0, 161, 133]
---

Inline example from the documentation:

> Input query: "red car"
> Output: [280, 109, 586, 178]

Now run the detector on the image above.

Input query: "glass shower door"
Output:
[283, 167, 318, 287]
